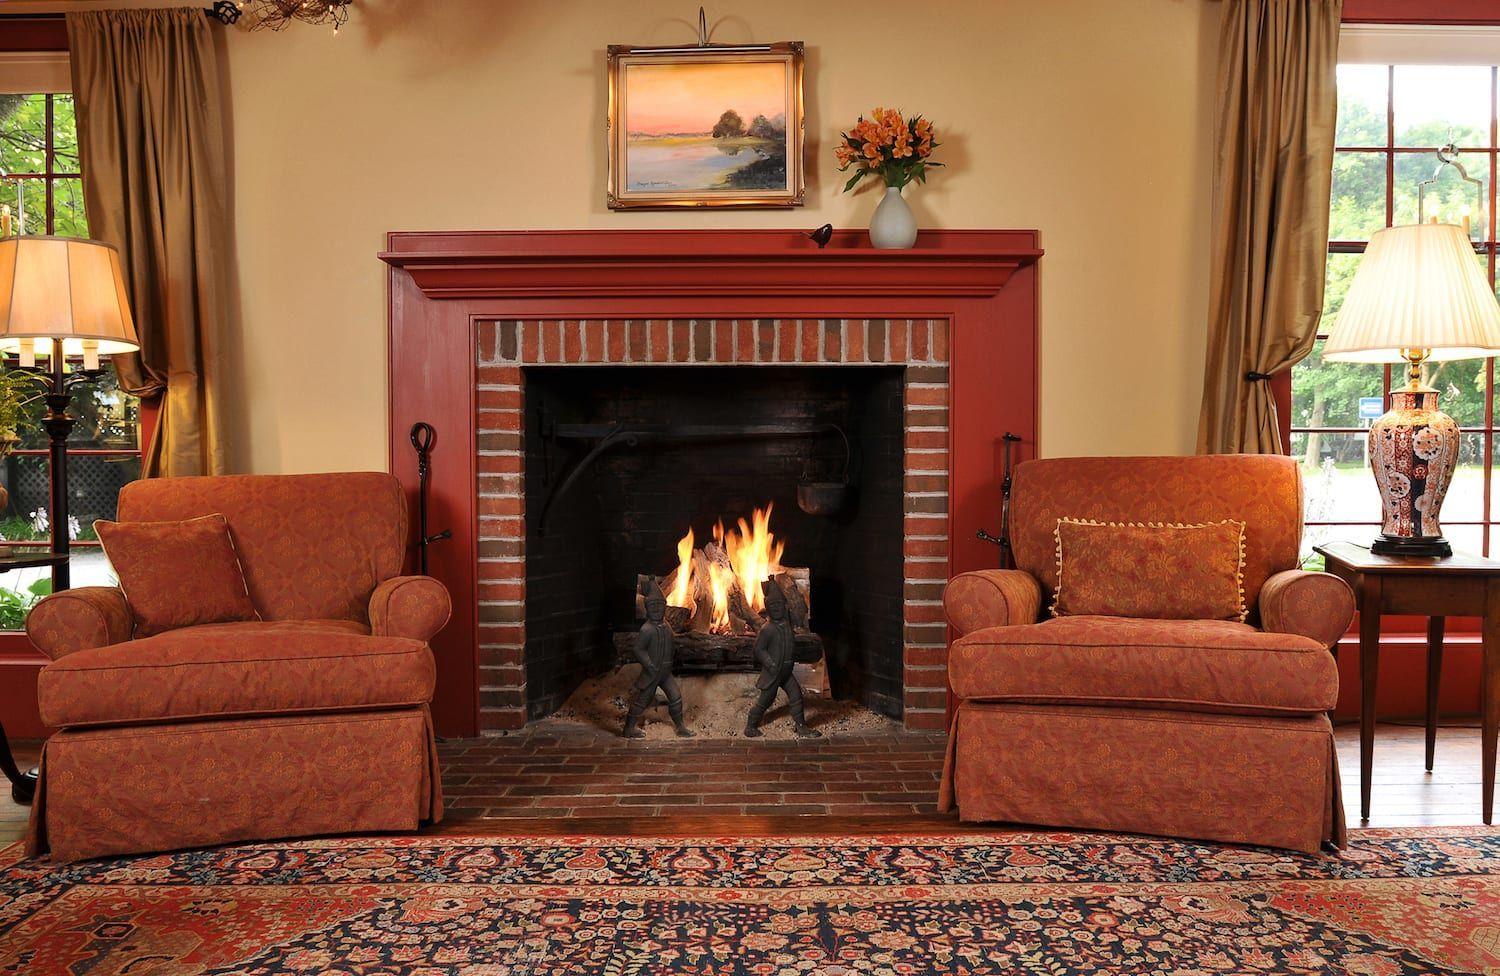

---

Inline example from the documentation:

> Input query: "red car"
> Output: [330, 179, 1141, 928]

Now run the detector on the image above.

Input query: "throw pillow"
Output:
[1052, 518, 1247, 621]
[95, 514, 259, 637]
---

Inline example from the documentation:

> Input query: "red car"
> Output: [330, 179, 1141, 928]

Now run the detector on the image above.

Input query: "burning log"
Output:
[690, 549, 714, 632]
[773, 570, 810, 629]
[624, 504, 822, 684]
[613, 629, 824, 672]
[664, 605, 693, 633]
[637, 505, 808, 639]
[636, 562, 809, 637]
[704, 540, 761, 634]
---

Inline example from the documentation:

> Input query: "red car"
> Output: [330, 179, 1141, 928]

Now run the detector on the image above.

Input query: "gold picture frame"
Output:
[607, 42, 805, 210]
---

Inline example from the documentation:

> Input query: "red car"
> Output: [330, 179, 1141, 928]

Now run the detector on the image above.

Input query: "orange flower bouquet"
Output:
[835, 108, 942, 192]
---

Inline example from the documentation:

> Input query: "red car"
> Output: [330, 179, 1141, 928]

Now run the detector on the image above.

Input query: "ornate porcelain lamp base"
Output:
[1368, 383, 1458, 559]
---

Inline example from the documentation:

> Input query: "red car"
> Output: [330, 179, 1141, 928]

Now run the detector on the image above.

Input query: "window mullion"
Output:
[42, 94, 54, 234]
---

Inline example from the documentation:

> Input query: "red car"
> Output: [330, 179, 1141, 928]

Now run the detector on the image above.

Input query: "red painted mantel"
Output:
[382, 229, 1042, 736]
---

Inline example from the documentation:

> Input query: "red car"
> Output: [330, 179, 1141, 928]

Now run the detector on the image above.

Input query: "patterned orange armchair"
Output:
[939, 455, 1354, 853]
[24, 472, 449, 862]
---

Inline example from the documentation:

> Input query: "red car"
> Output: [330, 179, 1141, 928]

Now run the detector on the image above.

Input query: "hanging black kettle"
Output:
[797, 425, 851, 516]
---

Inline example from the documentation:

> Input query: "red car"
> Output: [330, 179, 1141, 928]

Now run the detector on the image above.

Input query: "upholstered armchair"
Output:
[939, 455, 1354, 853]
[25, 472, 449, 862]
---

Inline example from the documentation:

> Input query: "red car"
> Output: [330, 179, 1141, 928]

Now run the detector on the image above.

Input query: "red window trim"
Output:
[0, 15, 67, 52]
[1272, 371, 1293, 450]
[138, 395, 161, 461]
[1344, 1, 1500, 26]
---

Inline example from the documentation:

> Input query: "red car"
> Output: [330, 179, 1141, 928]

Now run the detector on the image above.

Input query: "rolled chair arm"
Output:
[1259, 569, 1355, 649]
[944, 570, 1043, 637]
[369, 575, 452, 642]
[25, 587, 134, 660]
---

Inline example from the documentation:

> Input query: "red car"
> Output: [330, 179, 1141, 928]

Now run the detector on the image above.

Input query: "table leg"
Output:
[1483, 581, 1499, 825]
[1426, 616, 1444, 772]
[1359, 578, 1382, 822]
[0, 720, 36, 805]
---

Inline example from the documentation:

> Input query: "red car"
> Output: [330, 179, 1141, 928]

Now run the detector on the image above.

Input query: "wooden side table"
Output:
[1317, 541, 1499, 825]
[0, 551, 68, 804]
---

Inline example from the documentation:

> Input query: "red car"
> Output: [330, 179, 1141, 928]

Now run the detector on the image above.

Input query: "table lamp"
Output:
[0, 235, 140, 587]
[1322, 222, 1500, 557]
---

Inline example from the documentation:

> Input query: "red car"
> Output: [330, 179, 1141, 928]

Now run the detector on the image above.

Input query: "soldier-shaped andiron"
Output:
[745, 580, 822, 738]
[623, 579, 695, 739]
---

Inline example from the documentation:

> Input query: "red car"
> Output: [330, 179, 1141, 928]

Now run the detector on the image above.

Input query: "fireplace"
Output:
[519, 361, 909, 720]
[382, 229, 1042, 737]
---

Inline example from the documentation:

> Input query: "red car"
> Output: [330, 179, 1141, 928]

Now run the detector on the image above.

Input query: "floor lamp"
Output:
[0, 236, 140, 587]
[0, 236, 138, 803]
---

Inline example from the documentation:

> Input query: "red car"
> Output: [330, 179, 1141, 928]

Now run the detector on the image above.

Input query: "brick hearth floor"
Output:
[436, 728, 947, 819]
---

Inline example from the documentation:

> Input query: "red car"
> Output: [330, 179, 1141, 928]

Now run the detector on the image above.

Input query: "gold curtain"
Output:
[67, 9, 229, 477]
[1197, 0, 1342, 455]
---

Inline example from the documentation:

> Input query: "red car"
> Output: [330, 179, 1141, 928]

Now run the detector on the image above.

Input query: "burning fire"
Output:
[707, 561, 734, 633]
[667, 528, 694, 607]
[720, 506, 785, 614]
[665, 503, 787, 634]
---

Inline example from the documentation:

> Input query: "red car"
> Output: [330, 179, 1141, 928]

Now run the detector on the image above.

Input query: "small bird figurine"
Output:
[806, 224, 834, 249]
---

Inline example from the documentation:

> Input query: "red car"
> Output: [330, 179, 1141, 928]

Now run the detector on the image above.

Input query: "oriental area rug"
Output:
[2, 828, 1499, 975]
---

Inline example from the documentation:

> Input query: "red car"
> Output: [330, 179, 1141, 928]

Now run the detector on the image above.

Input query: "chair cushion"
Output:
[1052, 518, 1247, 621]
[96, 514, 259, 636]
[948, 615, 1337, 716]
[38, 621, 433, 728]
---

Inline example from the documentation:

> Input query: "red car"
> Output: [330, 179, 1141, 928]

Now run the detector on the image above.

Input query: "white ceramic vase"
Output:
[868, 185, 917, 249]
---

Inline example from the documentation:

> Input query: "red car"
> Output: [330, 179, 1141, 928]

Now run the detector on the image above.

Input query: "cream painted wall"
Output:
[6, 0, 1220, 472]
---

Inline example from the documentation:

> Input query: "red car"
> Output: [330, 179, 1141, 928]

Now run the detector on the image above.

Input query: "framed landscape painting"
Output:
[607, 42, 805, 209]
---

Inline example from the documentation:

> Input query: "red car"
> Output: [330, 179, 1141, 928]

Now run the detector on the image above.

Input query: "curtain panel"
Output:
[1197, 0, 1342, 455]
[67, 9, 229, 477]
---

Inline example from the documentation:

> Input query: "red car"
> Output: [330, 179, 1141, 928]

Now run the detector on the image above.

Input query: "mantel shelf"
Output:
[380, 229, 1042, 301]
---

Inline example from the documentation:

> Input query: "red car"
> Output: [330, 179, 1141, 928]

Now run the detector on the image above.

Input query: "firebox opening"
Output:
[523, 365, 905, 723]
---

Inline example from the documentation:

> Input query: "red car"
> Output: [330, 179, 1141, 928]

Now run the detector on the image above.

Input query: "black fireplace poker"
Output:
[976, 432, 1022, 569]
[409, 422, 452, 575]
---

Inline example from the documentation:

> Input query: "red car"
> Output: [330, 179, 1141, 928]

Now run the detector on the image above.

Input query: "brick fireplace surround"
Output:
[383, 230, 1041, 737]
[481, 317, 947, 727]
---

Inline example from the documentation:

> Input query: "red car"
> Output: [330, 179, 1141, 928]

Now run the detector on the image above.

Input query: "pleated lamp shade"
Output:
[0, 236, 140, 356]
[1322, 222, 1500, 363]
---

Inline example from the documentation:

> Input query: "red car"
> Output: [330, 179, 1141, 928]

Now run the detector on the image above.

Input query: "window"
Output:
[0, 92, 84, 236]
[1, 92, 143, 624]
[1294, 61, 1500, 558]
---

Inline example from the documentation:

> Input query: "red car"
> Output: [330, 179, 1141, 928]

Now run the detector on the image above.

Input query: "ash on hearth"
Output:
[548, 669, 890, 741]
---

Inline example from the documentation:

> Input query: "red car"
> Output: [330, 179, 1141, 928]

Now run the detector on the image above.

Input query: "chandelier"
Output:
[205, 0, 353, 34]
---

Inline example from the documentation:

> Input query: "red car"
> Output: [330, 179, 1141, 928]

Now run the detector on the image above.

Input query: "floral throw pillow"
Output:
[1052, 518, 1247, 622]
[95, 514, 260, 637]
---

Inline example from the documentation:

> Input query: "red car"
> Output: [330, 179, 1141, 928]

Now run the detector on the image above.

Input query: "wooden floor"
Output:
[1, 722, 1490, 846]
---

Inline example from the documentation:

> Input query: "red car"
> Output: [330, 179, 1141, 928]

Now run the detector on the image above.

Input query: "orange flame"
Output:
[664, 505, 785, 634]
[725, 503, 785, 614]
[707, 561, 733, 633]
[667, 527, 694, 607]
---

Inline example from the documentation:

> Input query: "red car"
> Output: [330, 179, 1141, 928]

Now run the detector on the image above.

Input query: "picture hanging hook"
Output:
[698, 6, 708, 46]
